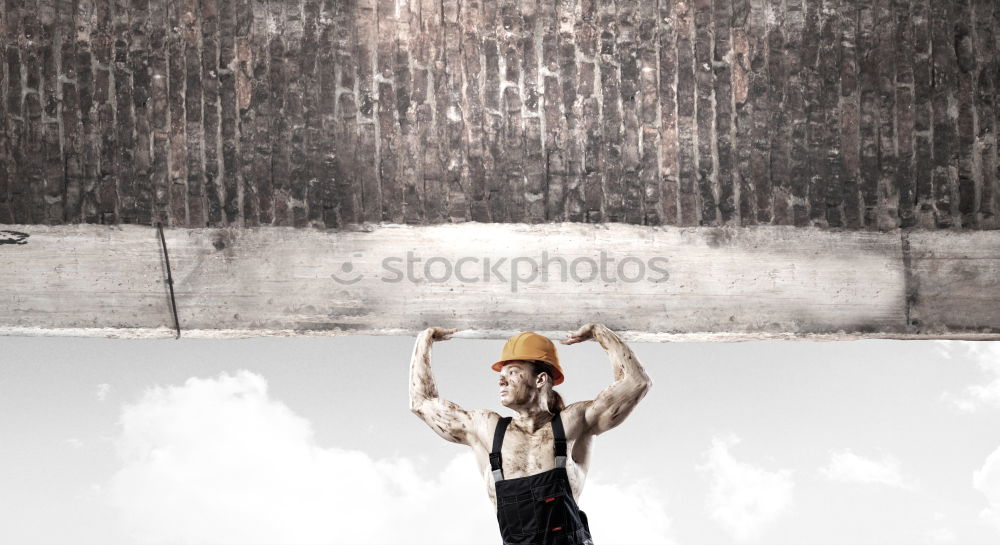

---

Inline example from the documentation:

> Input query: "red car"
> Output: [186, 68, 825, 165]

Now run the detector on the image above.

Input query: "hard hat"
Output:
[492, 331, 564, 385]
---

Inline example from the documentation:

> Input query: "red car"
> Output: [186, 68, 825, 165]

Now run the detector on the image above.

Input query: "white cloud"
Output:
[580, 476, 676, 545]
[697, 434, 794, 544]
[926, 527, 958, 544]
[97, 383, 112, 402]
[974, 444, 1000, 533]
[925, 513, 957, 545]
[819, 449, 918, 490]
[937, 341, 1000, 413]
[107, 370, 674, 545]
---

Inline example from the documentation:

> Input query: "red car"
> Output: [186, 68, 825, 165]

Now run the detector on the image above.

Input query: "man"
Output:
[409, 323, 653, 544]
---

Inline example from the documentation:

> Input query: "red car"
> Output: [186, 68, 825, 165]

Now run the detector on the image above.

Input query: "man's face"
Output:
[498, 361, 538, 408]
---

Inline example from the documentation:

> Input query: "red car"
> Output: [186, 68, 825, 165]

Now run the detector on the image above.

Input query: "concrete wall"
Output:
[1, 223, 998, 339]
[1, 1, 997, 230]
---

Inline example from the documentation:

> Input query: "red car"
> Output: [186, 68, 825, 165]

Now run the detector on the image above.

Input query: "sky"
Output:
[1, 334, 999, 544]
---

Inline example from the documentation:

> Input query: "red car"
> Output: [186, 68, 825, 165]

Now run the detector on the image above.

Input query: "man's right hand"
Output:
[424, 327, 458, 342]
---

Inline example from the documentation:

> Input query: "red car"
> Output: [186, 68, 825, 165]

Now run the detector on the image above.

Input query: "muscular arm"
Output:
[574, 324, 653, 436]
[409, 328, 482, 446]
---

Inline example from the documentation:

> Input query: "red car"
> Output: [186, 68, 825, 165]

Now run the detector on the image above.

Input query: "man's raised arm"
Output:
[409, 327, 479, 445]
[563, 323, 653, 436]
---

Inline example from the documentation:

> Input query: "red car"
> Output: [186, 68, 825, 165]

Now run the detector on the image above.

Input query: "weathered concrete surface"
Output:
[905, 230, 1000, 334]
[0, 223, 998, 340]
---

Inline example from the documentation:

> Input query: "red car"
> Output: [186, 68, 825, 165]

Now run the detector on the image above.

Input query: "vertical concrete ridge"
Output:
[899, 228, 915, 331]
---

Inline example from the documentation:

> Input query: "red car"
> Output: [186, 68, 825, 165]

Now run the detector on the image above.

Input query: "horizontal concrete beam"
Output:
[1, 223, 998, 340]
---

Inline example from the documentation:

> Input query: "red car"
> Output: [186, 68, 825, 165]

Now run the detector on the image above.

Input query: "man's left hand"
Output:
[561, 323, 600, 345]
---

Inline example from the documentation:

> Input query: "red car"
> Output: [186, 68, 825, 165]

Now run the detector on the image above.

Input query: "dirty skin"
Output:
[408, 323, 653, 511]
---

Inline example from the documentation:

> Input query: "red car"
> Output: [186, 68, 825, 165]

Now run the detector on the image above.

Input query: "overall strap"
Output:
[551, 410, 568, 468]
[490, 416, 512, 482]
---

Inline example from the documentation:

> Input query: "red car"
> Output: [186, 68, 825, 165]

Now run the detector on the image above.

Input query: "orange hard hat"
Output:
[492, 331, 564, 385]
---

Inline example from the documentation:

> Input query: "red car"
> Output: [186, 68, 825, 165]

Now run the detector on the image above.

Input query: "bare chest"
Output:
[473, 421, 590, 509]
[500, 425, 559, 477]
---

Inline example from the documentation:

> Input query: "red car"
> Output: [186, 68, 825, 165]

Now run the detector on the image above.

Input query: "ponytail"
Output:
[549, 389, 566, 413]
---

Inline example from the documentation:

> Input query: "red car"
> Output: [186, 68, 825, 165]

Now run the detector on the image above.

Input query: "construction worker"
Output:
[409, 323, 653, 544]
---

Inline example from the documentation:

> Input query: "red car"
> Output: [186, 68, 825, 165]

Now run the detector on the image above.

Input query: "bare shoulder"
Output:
[467, 408, 503, 448]
[559, 401, 593, 440]
[470, 408, 502, 428]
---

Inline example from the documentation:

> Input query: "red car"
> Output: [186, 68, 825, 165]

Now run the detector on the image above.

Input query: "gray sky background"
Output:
[1, 334, 999, 544]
